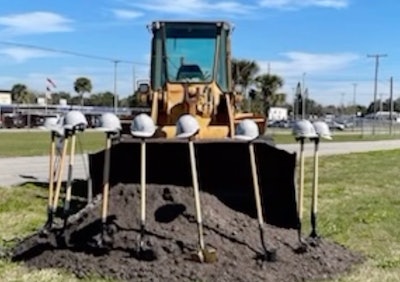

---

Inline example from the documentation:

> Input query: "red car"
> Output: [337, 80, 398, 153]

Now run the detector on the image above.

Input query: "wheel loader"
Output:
[89, 21, 300, 232]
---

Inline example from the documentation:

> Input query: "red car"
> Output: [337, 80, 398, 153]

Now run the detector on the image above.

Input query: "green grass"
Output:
[271, 132, 400, 144]
[1, 150, 400, 281]
[0, 131, 105, 157]
[1, 130, 400, 157]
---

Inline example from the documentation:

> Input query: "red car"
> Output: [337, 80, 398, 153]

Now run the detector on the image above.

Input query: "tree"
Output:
[73, 77, 92, 107]
[11, 83, 29, 104]
[254, 73, 284, 115]
[231, 59, 260, 94]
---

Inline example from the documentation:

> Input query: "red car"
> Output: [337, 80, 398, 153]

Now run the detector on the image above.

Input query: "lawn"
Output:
[0, 150, 399, 281]
[1, 130, 400, 157]
[0, 131, 105, 157]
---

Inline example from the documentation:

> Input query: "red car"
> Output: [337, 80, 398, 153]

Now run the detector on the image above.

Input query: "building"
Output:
[268, 107, 288, 121]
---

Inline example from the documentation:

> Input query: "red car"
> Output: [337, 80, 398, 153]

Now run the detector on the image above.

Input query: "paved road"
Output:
[1, 139, 400, 188]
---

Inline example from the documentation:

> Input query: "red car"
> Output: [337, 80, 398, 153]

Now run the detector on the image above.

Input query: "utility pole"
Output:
[352, 83, 357, 131]
[301, 73, 306, 119]
[389, 77, 394, 135]
[352, 83, 357, 114]
[113, 60, 119, 114]
[367, 53, 387, 135]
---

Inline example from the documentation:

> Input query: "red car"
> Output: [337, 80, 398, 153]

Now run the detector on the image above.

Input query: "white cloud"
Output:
[112, 9, 143, 20]
[0, 47, 58, 63]
[256, 51, 365, 105]
[258, 51, 360, 78]
[0, 11, 73, 36]
[131, 0, 255, 16]
[258, 0, 349, 9]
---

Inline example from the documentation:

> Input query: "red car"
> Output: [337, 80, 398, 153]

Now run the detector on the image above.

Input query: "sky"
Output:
[0, 0, 399, 106]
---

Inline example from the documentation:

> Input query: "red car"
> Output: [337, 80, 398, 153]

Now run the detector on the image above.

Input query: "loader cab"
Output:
[149, 21, 232, 92]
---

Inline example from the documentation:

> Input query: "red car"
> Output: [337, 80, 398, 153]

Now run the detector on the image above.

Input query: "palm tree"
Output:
[73, 77, 92, 107]
[255, 73, 285, 115]
[231, 59, 260, 94]
[11, 83, 29, 104]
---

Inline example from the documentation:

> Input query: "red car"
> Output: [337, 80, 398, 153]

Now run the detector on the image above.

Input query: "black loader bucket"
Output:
[88, 138, 299, 229]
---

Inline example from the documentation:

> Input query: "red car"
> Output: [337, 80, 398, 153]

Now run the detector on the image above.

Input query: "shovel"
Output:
[248, 142, 277, 262]
[133, 137, 157, 261]
[309, 137, 320, 239]
[188, 138, 217, 263]
[98, 132, 112, 248]
[45, 131, 57, 228]
[48, 135, 69, 229]
[62, 129, 77, 230]
[295, 137, 308, 253]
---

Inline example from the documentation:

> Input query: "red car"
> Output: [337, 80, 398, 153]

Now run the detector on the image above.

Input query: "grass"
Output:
[1, 130, 400, 157]
[0, 131, 105, 157]
[1, 150, 400, 281]
[271, 132, 400, 144]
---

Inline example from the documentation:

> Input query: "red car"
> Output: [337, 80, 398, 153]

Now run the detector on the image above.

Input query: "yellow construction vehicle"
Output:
[89, 20, 299, 233]
[135, 20, 265, 139]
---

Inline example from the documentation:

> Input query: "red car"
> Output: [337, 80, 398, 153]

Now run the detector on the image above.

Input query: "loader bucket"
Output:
[88, 138, 299, 229]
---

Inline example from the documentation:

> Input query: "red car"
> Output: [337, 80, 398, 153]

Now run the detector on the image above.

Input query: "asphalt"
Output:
[1, 139, 400, 188]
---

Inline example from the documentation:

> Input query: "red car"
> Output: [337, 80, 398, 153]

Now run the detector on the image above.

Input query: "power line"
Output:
[0, 40, 148, 65]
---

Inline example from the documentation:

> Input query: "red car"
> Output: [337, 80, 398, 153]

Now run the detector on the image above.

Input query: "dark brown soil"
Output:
[11, 184, 364, 282]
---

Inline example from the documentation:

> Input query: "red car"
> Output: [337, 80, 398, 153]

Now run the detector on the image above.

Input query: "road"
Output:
[1, 139, 400, 187]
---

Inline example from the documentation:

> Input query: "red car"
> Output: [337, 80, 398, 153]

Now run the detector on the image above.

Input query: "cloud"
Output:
[0, 47, 58, 63]
[130, 0, 255, 16]
[255, 51, 364, 105]
[258, 0, 349, 9]
[258, 51, 360, 78]
[0, 11, 73, 36]
[111, 9, 144, 20]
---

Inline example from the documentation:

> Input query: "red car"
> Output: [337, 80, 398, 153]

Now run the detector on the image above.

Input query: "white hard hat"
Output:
[234, 119, 259, 141]
[292, 119, 318, 139]
[43, 117, 58, 128]
[63, 110, 88, 131]
[130, 113, 156, 138]
[176, 114, 200, 138]
[313, 121, 332, 140]
[40, 116, 64, 136]
[96, 112, 121, 133]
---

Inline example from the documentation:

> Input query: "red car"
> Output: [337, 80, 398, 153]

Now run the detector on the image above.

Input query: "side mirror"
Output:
[138, 83, 150, 94]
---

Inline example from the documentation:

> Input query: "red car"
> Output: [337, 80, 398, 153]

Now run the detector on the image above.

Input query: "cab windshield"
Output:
[164, 23, 217, 83]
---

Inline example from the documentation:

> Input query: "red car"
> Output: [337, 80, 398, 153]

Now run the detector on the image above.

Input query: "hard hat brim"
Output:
[64, 124, 87, 130]
[47, 125, 65, 136]
[96, 127, 121, 133]
[320, 135, 332, 140]
[176, 131, 198, 139]
[131, 130, 155, 138]
[234, 134, 257, 141]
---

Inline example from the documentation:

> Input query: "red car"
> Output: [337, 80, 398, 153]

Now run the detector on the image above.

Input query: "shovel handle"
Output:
[249, 143, 264, 226]
[101, 135, 112, 223]
[311, 139, 319, 216]
[189, 140, 205, 251]
[298, 138, 305, 221]
[140, 140, 146, 225]
[52, 137, 69, 213]
[48, 132, 56, 209]
[64, 133, 76, 213]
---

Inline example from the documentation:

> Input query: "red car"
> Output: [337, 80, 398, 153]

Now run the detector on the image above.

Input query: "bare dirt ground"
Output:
[9, 183, 363, 282]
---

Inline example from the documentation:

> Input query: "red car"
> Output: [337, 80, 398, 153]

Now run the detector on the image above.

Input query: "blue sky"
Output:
[0, 0, 399, 106]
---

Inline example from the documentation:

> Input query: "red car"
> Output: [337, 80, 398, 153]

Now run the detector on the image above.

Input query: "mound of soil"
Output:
[11, 184, 363, 281]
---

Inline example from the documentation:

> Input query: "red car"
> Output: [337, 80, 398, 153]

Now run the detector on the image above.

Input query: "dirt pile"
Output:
[11, 184, 363, 281]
